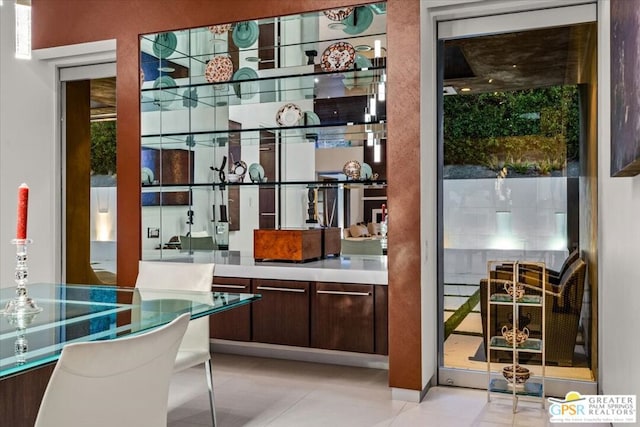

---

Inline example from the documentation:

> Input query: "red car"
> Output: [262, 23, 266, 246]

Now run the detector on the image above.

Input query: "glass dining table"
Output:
[0, 282, 261, 427]
[0, 282, 261, 378]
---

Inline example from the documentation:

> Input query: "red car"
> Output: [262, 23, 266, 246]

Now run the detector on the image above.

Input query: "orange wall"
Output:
[32, 0, 424, 391]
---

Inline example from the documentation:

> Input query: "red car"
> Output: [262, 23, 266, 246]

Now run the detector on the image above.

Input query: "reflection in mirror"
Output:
[140, 3, 387, 259]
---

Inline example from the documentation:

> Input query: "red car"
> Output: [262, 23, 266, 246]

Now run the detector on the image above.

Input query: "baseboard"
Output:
[391, 378, 432, 403]
[210, 339, 389, 370]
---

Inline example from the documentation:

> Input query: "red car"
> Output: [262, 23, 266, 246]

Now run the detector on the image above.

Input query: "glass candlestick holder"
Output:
[1, 239, 42, 316]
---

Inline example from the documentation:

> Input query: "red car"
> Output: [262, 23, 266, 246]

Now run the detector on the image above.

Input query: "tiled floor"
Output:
[167, 354, 609, 427]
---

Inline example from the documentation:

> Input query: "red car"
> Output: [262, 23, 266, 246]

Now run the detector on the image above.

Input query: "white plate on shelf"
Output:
[276, 103, 303, 126]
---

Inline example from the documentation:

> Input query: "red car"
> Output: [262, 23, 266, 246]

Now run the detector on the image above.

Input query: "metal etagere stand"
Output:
[486, 260, 546, 413]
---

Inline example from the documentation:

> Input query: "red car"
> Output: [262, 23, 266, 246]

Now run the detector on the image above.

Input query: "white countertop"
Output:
[142, 250, 388, 285]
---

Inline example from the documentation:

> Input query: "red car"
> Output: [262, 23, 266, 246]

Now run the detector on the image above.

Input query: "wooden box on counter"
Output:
[254, 228, 323, 262]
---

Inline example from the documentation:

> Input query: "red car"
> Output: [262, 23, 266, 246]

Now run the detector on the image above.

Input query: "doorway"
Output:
[61, 64, 117, 284]
[435, 4, 598, 395]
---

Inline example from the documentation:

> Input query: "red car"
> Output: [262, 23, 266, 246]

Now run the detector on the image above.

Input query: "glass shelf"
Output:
[489, 378, 544, 398]
[489, 336, 543, 353]
[140, 66, 386, 111]
[140, 5, 387, 65]
[141, 121, 387, 147]
[141, 180, 387, 191]
[490, 293, 542, 305]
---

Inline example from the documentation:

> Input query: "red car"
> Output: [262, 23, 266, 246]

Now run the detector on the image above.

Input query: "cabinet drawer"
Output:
[210, 277, 251, 341]
[311, 283, 374, 353]
[251, 279, 310, 347]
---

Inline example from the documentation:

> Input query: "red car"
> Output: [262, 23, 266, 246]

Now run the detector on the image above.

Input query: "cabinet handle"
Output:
[317, 290, 371, 296]
[256, 286, 306, 293]
[212, 284, 246, 289]
[260, 213, 276, 216]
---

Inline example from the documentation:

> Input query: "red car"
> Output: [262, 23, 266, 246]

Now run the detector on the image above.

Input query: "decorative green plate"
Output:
[232, 21, 259, 48]
[342, 6, 374, 35]
[152, 32, 177, 58]
[232, 67, 259, 99]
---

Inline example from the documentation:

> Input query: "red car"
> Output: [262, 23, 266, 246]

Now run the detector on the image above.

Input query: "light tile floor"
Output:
[168, 354, 609, 427]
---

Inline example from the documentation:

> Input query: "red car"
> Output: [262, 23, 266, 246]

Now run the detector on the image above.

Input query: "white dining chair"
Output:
[135, 261, 217, 426]
[34, 312, 190, 427]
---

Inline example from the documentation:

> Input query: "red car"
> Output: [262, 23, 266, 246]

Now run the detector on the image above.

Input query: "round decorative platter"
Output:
[276, 103, 303, 126]
[323, 7, 355, 21]
[321, 41, 356, 72]
[152, 32, 177, 58]
[232, 21, 259, 48]
[360, 162, 373, 180]
[205, 56, 234, 83]
[342, 6, 374, 35]
[297, 111, 321, 127]
[232, 67, 259, 99]
[152, 75, 178, 107]
[343, 54, 373, 89]
[208, 23, 232, 35]
[248, 163, 265, 183]
[343, 160, 362, 180]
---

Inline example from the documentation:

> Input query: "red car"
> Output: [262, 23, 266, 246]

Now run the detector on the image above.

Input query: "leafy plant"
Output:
[90, 121, 117, 175]
[443, 85, 579, 168]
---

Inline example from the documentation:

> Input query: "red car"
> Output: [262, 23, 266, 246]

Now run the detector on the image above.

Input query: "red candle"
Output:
[381, 203, 386, 222]
[16, 183, 29, 239]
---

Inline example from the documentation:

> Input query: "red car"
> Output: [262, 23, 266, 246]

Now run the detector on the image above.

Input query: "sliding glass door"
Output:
[436, 3, 598, 395]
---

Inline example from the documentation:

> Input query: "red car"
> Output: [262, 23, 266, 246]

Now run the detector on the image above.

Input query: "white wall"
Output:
[597, 0, 640, 399]
[0, 2, 59, 287]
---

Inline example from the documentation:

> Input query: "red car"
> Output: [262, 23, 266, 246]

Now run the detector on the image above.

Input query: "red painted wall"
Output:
[32, 0, 423, 391]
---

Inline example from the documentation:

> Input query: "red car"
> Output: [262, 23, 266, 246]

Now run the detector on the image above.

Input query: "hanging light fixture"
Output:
[15, 0, 32, 60]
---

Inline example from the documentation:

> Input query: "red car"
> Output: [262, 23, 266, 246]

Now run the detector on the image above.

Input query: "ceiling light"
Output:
[461, 87, 471, 92]
[488, 78, 494, 83]
[512, 64, 517, 68]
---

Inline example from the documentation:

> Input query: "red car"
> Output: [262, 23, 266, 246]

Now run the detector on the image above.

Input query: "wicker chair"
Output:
[480, 257, 587, 366]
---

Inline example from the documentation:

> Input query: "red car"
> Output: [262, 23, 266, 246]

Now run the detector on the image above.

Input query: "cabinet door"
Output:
[210, 277, 251, 341]
[251, 279, 310, 347]
[311, 282, 374, 353]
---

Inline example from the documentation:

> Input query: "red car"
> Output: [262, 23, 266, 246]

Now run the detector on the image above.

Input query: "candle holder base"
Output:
[2, 238, 42, 317]
[1, 298, 43, 317]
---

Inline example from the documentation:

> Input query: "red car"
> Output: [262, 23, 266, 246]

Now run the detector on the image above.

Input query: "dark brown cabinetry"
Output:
[311, 283, 375, 353]
[251, 279, 310, 347]
[210, 277, 252, 341]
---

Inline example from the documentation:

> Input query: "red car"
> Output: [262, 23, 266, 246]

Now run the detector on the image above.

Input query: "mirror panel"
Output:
[140, 3, 388, 258]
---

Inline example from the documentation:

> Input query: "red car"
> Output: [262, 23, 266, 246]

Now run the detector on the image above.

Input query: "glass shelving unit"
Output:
[139, 3, 388, 258]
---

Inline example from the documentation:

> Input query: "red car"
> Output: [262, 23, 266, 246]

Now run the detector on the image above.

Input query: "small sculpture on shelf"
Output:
[501, 324, 530, 346]
[504, 281, 525, 301]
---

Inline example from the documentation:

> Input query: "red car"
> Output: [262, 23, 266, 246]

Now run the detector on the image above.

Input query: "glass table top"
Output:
[0, 282, 261, 379]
